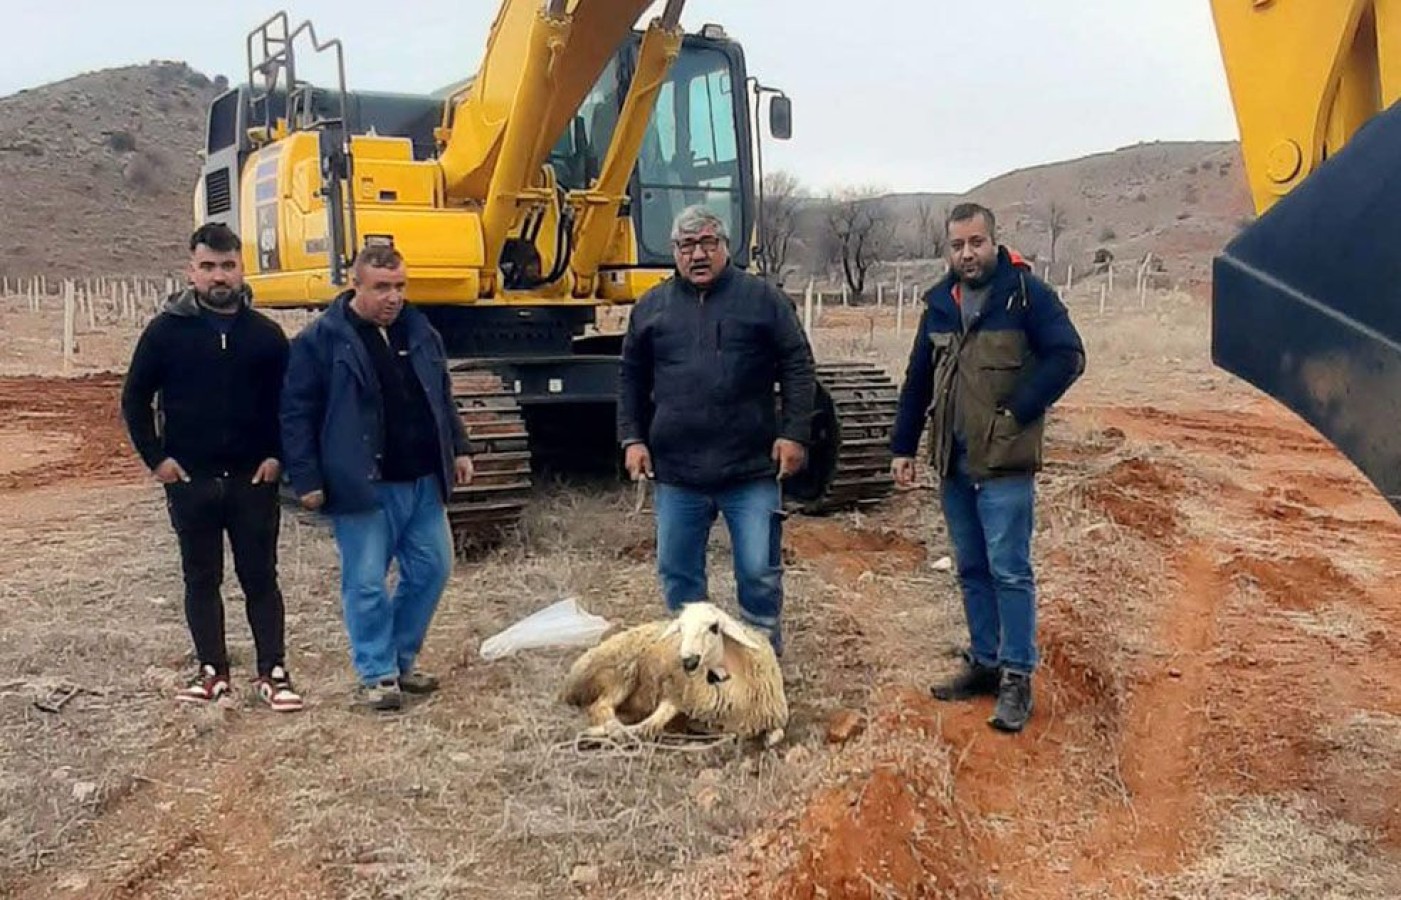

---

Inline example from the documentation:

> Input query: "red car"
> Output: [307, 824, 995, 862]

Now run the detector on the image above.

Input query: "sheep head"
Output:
[661, 602, 763, 681]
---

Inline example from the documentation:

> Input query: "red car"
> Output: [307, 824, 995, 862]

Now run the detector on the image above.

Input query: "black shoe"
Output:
[989, 670, 1033, 732]
[931, 660, 1001, 701]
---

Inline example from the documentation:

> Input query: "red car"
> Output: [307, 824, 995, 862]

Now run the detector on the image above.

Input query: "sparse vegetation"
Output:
[106, 130, 137, 153]
[124, 148, 169, 195]
[1, 282, 1398, 898]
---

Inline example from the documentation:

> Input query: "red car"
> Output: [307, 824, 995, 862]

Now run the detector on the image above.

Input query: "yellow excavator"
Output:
[194, 1, 898, 545]
[192, 1, 1401, 546]
[1209, 0, 1400, 514]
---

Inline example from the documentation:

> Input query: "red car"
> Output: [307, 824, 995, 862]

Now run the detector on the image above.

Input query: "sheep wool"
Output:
[560, 603, 788, 746]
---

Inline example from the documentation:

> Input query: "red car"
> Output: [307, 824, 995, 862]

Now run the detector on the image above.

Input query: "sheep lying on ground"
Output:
[560, 602, 789, 748]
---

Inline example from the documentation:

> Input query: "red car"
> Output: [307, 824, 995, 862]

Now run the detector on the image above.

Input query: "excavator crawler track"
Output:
[788, 361, 899, 515]
[447, 364, 533, 552]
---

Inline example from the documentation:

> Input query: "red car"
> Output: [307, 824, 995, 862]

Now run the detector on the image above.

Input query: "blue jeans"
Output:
[653, 477, 785, 654]
[940, 461, 1038, 673]
[330, 475, 454, 685]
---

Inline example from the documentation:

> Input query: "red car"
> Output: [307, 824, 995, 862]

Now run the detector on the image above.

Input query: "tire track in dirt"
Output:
[10, 711, 338, 900]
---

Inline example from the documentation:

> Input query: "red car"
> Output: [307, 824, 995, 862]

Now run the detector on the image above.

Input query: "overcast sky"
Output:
[1, 1, 1240, 193]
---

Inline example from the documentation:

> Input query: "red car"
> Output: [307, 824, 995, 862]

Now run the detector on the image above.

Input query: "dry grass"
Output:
[1150, 795, 1400, 899]
[3, 279, 1400, 898]
[0, 472, 934, 898]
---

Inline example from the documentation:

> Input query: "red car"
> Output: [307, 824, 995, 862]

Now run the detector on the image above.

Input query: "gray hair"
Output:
[671, 205, 729, 243]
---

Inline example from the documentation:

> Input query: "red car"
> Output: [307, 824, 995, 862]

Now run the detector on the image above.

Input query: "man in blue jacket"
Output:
[281, 245, 474, 711]
[890, 203, 1085, 733]
[618, 205, 816, 656]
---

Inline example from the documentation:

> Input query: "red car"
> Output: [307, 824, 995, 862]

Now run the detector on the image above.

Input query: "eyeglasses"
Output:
[674, 236, 723, 255]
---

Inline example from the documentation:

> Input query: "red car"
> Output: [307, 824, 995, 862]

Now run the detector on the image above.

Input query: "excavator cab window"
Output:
[633, 45, 746, 264]
[548, 56, 622, 191]
[545, 36, 752, 269]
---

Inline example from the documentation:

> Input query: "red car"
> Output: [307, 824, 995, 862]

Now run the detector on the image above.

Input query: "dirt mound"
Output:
[727, 690, 987, 900]
[1222, 551, 1361, 611]
[0, 374, 143, 490]
[1082, 456, 1186, 539]
[784, 521, 926, 586]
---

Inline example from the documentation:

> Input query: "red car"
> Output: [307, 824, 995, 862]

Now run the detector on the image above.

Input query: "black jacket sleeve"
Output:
[120, 318, 167, 470]
[617, 296, 655, 447]
[770, 285, 816, 444]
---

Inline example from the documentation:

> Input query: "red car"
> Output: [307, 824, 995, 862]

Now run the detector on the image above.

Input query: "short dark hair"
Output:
[946, 203, 996, 239]
[352, 243, 404, 273]
[190, 222, 241, 253]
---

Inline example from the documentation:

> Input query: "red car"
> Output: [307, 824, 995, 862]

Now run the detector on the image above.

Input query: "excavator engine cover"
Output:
[1212, 105, 1401, 515]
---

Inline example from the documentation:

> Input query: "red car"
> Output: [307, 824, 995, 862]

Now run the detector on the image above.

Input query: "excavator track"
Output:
[787, 361, 900, 515]
[447, 364, 534, 552]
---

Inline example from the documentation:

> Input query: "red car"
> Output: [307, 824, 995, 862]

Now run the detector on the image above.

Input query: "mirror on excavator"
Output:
[769, 95, 792, 141]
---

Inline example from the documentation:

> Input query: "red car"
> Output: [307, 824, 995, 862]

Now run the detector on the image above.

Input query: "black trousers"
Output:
[164, 476, 286, 676]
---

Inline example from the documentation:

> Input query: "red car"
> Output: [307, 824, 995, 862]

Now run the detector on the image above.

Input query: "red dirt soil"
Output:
[725, 401, 1401, 899]
[0, 374, 143, 491]
[4, 374, 1400, 899]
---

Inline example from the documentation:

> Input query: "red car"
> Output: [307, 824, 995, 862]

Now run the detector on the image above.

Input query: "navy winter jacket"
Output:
[617, 264, 817, 489]
[280, 293, 469, 515]
[890, 247, 1085, 480]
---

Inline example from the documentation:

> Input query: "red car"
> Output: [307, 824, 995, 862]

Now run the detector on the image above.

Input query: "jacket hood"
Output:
[162, 284, 254, 317]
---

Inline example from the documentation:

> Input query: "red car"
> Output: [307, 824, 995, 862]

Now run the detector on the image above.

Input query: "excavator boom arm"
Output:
[1211, 0, 1401, 512]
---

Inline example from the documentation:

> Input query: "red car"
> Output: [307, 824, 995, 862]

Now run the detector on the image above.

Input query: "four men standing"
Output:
[125, 200, 1083, 734]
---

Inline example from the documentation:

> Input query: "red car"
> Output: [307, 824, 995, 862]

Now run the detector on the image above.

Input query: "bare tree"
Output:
[913, 196, 948, 260]
[758, 170, 803, 285]
[1046, 201, 1068, 267]
[823, 186, 892, 301]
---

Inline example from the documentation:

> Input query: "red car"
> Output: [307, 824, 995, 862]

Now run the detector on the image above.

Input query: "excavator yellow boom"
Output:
[193, 2, 901, 546]
[1210, 0, 1401, 512]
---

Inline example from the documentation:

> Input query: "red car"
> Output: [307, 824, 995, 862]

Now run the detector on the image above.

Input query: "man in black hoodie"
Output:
[121, 223, 302, 712]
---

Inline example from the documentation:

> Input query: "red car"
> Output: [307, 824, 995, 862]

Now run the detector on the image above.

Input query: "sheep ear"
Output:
[661, 617, 682, 640]
[719, 616, 764, 652]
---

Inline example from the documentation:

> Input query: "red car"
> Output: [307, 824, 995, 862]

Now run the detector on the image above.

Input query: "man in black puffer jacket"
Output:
[618, 204, 816, 656]
[121, 223, 301, 712]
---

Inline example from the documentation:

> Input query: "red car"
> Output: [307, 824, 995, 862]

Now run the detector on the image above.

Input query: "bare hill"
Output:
[0, 62, 224, 280]
[959, 140, 1253, 287]
[0, 64, 1250, 288]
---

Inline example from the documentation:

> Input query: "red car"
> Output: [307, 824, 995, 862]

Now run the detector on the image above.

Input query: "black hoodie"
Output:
[120, 287, 289, 478]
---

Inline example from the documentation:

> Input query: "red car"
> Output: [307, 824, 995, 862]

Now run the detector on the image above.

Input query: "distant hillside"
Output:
[0, 62, 1251, 289]
[960, 140, 1254, 286]
[0, 62, 223, 280]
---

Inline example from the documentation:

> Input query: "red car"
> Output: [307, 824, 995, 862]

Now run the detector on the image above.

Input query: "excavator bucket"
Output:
[1212, 104, 1401, 515]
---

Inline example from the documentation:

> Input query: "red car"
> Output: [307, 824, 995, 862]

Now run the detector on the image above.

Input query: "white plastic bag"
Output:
[478, 597, 612, 660]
